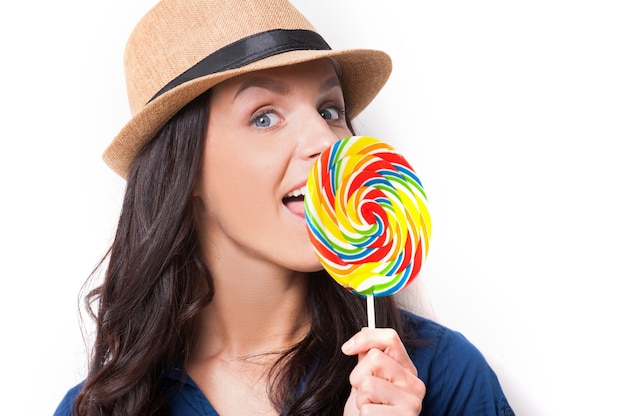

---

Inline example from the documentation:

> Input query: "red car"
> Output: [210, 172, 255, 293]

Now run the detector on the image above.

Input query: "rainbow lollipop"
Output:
[305, 136, 431, 327]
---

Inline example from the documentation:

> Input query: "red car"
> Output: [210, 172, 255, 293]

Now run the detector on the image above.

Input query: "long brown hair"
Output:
[73, 91, 405, 415]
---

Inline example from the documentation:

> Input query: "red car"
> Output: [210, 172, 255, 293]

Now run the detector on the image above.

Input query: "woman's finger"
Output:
[342, 327, 416, 372]
[352, 371, 424, 415]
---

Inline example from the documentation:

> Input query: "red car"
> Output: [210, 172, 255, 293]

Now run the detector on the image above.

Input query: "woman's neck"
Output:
[187, 260, 310, 416]
[194, 258, 311, 361]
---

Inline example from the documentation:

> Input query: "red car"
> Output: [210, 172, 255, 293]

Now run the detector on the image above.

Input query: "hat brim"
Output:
[103, 48, 392, 179]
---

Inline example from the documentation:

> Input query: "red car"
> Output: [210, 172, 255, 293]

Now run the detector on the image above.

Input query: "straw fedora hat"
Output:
[103, 0, 392, 178]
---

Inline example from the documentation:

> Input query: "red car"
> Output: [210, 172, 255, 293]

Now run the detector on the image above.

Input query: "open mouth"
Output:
[282, 185, 307, 217]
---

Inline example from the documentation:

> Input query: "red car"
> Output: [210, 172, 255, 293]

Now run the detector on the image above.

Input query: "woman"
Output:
[55, 0, 515, 414]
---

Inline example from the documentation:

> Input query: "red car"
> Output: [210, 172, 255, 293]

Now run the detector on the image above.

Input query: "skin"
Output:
[189, 59, 425, 415]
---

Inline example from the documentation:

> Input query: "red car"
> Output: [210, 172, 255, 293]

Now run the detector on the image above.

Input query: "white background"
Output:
[1, 1, 625, 414]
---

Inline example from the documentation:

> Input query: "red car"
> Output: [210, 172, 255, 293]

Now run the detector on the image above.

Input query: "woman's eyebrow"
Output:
[234, 77, 290, 100]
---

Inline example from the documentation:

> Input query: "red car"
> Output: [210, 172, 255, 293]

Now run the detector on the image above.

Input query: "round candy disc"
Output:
[305, 136, 431, 297]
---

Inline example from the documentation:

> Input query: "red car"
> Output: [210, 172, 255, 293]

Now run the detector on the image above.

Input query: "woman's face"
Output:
[194, 59, 351, 273]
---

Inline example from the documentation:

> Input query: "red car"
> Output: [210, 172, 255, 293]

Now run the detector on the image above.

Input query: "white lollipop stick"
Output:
[367, 294, 376, 329]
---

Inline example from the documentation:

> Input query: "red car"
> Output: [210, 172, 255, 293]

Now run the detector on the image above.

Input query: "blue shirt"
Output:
[54, 312, 515, 415]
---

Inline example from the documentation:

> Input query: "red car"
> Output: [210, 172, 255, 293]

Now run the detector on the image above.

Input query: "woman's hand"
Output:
[342, 327, 426, 415]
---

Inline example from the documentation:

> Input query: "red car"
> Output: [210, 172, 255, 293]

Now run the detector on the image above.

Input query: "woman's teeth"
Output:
[285, 185, 307, 199]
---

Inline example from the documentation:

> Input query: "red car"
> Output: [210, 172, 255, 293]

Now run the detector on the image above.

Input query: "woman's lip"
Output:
[282, 180, 309, 223]
[284, 181, 308, 198]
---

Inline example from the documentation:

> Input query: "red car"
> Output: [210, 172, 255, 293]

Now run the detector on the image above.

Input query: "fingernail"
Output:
[341, 338, 355, 353]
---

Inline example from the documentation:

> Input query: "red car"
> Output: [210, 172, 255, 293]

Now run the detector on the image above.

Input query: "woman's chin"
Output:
[293, 256, 325, 273]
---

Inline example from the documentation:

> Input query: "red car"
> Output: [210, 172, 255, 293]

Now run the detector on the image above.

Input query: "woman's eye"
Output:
[320, 107, 343, 121]
[252, 112, 279, 128]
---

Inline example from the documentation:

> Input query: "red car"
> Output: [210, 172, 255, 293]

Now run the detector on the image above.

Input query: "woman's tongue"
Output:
[284, 197, 306, 217]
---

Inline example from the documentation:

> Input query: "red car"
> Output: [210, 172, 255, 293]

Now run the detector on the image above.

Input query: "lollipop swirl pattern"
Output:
[305, 136, 431, 297]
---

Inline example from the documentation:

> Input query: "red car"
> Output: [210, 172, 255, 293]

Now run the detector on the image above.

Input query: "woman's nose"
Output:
[297, 114, 341, 159]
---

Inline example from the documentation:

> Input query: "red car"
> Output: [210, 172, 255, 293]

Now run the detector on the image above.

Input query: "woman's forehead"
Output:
[214, 58, 341, 93]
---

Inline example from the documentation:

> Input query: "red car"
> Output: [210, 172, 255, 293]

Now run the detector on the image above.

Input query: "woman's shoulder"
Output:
[400, 310, 480, 354]
[400, 309, 484, 360]
[399, 310, 515, 415]
[53, 381, 84, 416]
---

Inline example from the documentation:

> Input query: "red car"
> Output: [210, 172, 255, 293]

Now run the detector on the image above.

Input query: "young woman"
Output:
[54, 0, 515, 414]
